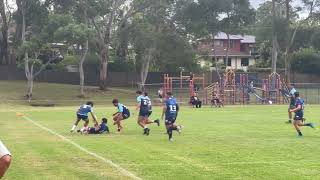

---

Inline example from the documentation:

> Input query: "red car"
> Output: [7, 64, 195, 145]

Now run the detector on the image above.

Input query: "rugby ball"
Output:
[268, 100, 273, 104]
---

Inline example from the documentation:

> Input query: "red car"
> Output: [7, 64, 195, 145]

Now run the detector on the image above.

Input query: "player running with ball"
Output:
[161, 92, 183, 141]
[290, 92, 315, 137]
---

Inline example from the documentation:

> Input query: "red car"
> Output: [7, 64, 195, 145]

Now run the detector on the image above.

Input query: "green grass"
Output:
[1, 80, 320, 179]
[0, 81, 138, 107]
[1, 105, 320, 180]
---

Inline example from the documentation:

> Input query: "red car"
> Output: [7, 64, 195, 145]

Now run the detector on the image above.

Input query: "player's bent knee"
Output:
[0, 155, 11, 168]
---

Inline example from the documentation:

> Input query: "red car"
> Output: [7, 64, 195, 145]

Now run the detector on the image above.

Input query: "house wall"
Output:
[222, 39, 241, 51]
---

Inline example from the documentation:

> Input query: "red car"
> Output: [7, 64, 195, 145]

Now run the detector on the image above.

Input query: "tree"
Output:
[0, 0, 12, 65]
[89, 0, 149, 90]
[283, 0, 320, 82]
[16, 0, 53, 101]
[54, 0, 92, 97]
[218, 0, 255, 72]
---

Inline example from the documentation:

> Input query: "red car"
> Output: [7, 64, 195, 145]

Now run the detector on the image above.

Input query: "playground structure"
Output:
[205, 70, 289, 105]
[163, 72, 206, 104]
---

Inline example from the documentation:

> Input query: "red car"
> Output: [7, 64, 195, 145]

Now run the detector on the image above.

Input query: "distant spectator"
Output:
[158, 88, 164, 102]
[190, 93, 202, 108]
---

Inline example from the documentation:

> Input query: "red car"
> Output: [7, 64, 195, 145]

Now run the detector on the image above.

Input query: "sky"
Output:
[250, 0, 266, 9]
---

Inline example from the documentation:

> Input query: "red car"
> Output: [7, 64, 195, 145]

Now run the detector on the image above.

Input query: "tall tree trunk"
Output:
[99, 45, 108, 90]
[99, 1, 116, 90]
[212, 34, 221, 83]
[140, 49, 152, 91]
[284, 0, 290, 82]
[271, 0, 278, 74]
[79, 40, 89, 97]
[0, 0, 9, 64]
[226, 33, 230, 70]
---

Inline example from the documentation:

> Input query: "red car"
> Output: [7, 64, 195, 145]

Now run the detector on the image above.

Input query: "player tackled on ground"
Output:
[136, 91, 160, 135]
[161, 92, 183, 141]
[112, 99, 130, 132]
[78, 118, 109, 134]
[71, 101, 98, 132]
[289, 92, 315, 137]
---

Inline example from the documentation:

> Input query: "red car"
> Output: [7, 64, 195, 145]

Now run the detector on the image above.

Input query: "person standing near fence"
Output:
[0, 140, 11, 178]
[287, 84, 297, 124]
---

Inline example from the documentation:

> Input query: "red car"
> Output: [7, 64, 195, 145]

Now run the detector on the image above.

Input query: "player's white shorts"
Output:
[0, 140, 11, 158]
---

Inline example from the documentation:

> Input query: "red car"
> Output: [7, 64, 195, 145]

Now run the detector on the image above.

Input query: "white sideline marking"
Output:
[22, 116, 142, 180]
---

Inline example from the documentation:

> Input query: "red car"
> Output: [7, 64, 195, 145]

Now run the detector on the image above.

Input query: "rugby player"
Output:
[290, 92, 315, 136]
[71, 101, 98, 132]
[161, 92, 183, 141]
[112, 99, 130, 132]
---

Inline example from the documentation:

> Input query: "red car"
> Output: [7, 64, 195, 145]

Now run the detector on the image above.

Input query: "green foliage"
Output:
[108, 61, 135, 72]
[54, 23, 94, 47]
[62, 55, 79, 66]
[311, 30, 320, 50]
[291, 48, 320, 74]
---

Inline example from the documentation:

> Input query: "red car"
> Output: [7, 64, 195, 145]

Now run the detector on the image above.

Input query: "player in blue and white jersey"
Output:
[71, 101, 98, 132]
[112, 99, 130, 132]
[136, 91, 160, 135]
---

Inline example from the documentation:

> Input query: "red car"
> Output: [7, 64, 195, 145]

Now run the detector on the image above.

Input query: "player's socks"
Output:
[286, 120, 292, 124]
[154, 119, 160, 126]
[143, 128, 147, 135]
[297, 130, 303, 136]
[167, 129, 173, 140]
[304, 123, 315, 128]
[71, 125, 77, 132]
[146, 128, 150, 136]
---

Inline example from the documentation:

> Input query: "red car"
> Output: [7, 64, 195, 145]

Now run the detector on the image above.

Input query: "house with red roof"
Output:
[197, 32, 258, 71]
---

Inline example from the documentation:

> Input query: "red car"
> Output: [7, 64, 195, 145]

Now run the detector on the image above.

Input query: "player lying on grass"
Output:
[289, 92, 315, 137]
[161, 92, 183, 141]
[0, 140, 11, 178]
[78, 118, 109, 134]
[136, 91, 160, 135]
[71, 101, 98, 132]
[287, 84, 297, 124]
[112, 99, 130, 132]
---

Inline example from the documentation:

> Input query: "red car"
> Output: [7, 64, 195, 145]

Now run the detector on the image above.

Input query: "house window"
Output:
[224, 58, 232, 66]
[214, 40, 223, 47]
[241, 58, 249, 66]
[229, 40, 235, 48]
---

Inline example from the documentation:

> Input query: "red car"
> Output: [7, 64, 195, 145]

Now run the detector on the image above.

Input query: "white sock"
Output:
[71, 125, 77, 131]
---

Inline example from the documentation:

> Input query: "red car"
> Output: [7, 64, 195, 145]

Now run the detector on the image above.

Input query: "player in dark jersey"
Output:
[112, 99, 130, 132]
[161, 92, 183, 141]
[289, 92, 315, 136]
[71, 101, 98, 132]
[136, 92, 160, 135]
[78, 118, 109, 134]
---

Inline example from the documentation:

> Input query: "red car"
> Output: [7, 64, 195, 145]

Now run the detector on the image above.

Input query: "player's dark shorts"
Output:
[139, 110, 150, 117]
[77, 114, 88, 121]
[159, 95, 163, 99]
[88, 127, 97, 134]
[294, 113, 304, 121]
[122, 111, 130, 119]
[165, 116, 177, 125]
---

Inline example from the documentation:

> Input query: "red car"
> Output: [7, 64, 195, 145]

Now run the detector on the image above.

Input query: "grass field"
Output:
[1, 81, 320, 179]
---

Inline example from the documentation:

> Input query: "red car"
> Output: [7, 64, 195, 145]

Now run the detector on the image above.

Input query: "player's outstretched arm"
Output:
[90, 112, 98, 126]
